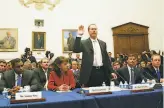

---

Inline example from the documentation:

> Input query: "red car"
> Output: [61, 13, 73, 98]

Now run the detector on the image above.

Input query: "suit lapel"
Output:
[40, 68, 46, 82]
[97, 39, 105, 57]
[124, 67, 130, 83]
[87, 38, 93, 53]
[150, 66, 158, 78]
[11, 70, 15, 87]
[133, 68, 138, 82]
[22, 72, 27, 86]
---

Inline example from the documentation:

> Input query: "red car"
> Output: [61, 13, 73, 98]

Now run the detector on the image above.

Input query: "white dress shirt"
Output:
[77, 35, 103, 66]
[90, 38, 103, 66]
[15, 73, 22, 86]
[42, 69, 48, 90]
[0, 73, 2, 80]
[42, 69, 48, 81]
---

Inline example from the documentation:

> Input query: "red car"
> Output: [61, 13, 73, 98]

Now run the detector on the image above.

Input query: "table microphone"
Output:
[144, 71, 158, 82]
[144, 71, 162, 89]
[114, 71, 126, 83]
[73, 73, 86, 94]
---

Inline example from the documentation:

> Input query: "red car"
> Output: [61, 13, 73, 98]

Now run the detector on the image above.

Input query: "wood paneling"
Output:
[112, 22, 149, 57]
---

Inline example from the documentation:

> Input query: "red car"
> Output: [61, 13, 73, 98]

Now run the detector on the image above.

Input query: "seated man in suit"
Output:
[0, 59, 7, 79]
[0, 58, 39, 92]
[116, 54, 145, 84]
[144, 54, 163, 83]
[6, 61, 12, 71]
[108, 52, 115, 64]
[112, 61, 121, 71]
[34, 58, 51, 90]
[70, 61, 80, 88]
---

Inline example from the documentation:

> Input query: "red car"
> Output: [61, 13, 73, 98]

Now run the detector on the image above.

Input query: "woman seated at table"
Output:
[48, 56, 76, 91]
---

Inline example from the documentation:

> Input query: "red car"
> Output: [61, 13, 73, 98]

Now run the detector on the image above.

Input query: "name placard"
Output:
[130, 84, 150, 90]
[15, 92, 42, 100]
[89, 86, 109, 93]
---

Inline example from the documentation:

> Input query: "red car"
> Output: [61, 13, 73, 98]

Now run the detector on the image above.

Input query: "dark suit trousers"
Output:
[86, 66, 109, 87]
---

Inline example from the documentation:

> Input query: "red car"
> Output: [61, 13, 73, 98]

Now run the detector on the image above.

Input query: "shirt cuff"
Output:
[77, 35, 83, 37]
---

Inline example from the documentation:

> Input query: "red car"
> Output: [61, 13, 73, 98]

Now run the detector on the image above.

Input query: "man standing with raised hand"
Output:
[73, 24, 116, 87]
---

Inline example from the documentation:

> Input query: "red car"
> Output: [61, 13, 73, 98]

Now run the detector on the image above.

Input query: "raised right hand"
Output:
[78, 25, 84, 35]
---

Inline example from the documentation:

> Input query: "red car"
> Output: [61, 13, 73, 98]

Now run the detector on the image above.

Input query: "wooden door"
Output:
[117, 35, 130, 54]
[112, 22, 149, 57]
[130, 35, 145, 54]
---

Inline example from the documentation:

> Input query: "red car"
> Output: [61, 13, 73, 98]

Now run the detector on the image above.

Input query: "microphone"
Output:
[144, 70, 162, 89]
[114, 71, 126, 83]
[72, 70, 86, 94]
[144, 70, 158, 82]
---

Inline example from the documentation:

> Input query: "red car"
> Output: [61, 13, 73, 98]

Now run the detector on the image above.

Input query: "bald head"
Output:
[6, 31, 11, 37]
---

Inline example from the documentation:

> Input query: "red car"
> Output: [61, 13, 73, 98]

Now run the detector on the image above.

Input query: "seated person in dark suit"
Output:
[116, 54, 145, 84]
[34, 58, 51, 90]
[108, 52, 115, 64]
[6, 61, 12, 71]
[70, 61, 80, 88]
[48, 56, 75, 91]
[0, 58, 39, 92]
[0, 59, 7, 79]
[144, 54, 163, 83]
[112, 61, 121, 71]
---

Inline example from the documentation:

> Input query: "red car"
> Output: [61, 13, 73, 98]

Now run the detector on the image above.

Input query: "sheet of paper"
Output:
[56, 90, 71, 93]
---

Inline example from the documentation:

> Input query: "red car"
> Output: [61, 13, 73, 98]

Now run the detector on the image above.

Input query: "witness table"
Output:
[0, 88, 163, 108]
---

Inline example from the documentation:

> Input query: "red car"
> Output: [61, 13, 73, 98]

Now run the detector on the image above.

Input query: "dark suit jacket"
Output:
[161, 56, 163, 65]
[34, 68, 51, 90]
[0, 70, 39, 92]
[73, 37, 113, 85]
[116, 67, 145, 84]
[109, 57, 115, 63]
[144, 65, 163, 83]
[34, 38, 44, 49]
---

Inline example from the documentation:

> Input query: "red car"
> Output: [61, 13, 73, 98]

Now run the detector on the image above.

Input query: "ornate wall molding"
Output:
[19, 0, 61, 11]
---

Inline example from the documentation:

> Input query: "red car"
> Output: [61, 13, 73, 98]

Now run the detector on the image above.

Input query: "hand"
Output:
[58, 84, 70, 91]
[160, 78, 164, 83]
[111, 73, 117, 79]
[78, 25, 84, 35]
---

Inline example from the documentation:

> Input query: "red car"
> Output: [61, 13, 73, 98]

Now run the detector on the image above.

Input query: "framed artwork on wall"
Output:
[35, 19, 44, 27]
[62, 29, 77, 53]
[32, 31, 46, 51]
[0, 28, 18, 52]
